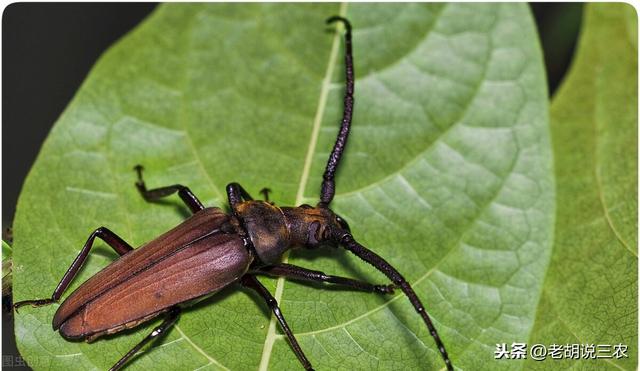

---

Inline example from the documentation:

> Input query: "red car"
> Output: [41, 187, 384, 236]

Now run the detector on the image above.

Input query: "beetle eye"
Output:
[335, 215, 350, 232]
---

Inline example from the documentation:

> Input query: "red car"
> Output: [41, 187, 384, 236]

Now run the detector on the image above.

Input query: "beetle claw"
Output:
[134, 165, 146, 188]
[13, 298, 57, 313]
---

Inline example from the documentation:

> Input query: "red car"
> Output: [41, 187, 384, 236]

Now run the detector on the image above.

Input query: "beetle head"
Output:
[281, 205, 351, 249]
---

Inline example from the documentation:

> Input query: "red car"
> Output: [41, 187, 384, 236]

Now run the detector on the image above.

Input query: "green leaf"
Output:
[527, 4, 637, 370]
[3, 240, 13, 296]
[13, 4, 552, 370]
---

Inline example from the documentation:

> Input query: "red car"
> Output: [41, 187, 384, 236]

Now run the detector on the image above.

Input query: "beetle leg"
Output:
[134, 165, 204, 213]
[110, 306, 181, 371]
[254, 263, 395, 295]
[13, 227, 133, 311]
[259, 187, 272, 203]
[226, 182, 254, 209]
[240, 275, 314, 371]
[228, 184, 272, 205]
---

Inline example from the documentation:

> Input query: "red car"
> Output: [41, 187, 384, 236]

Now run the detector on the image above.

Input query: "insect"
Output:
[14, 16, 453, 371]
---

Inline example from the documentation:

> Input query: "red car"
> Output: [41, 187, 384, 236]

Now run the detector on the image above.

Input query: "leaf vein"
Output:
[258, 4, 349, 370]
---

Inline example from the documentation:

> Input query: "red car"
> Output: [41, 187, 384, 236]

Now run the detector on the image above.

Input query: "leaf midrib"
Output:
[256, 4, 349, 369]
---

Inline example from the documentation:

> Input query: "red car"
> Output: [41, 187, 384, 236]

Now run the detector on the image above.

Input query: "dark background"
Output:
[2, 3, 583, 369]
[2, 4, 157, 368]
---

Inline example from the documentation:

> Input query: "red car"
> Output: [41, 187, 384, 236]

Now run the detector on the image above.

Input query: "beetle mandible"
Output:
[14, 16, 453, 371]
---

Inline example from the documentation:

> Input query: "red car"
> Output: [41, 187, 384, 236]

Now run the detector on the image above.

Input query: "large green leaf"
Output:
[527, 4, 637, 370]
[13, 4, 553, 370]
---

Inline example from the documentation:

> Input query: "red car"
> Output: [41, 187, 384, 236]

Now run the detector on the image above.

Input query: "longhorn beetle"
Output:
[14, 17, 453, 371]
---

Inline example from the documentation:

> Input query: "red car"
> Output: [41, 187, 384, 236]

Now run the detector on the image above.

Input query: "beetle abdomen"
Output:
[53, 207, 252, 340]
[57, 232, 250, 340]
[54, 207, 231, 329]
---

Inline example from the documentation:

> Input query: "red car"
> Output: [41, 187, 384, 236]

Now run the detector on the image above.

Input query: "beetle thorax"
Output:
[234, 201, 291, 265]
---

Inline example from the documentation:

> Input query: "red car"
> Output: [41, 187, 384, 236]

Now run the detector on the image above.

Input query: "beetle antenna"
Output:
[319, 16, 354, 208]
[340, 234, 454, 371]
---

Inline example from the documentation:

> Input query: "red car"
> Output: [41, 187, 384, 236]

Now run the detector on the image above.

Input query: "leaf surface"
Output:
[13, 4, 553, 370]
[527, 4, 637, 370]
